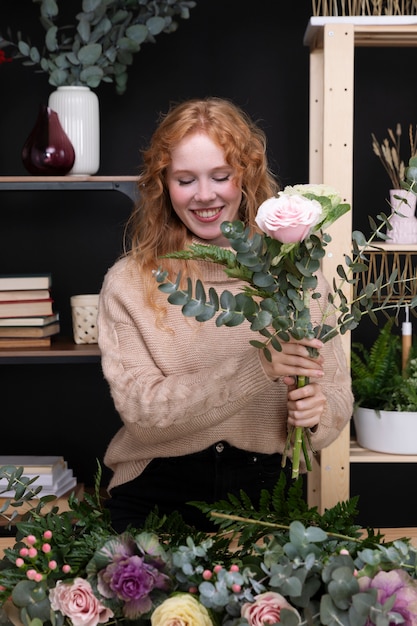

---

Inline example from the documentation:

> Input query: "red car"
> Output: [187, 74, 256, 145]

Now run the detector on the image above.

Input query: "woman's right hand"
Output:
[259, 337, 324, 381]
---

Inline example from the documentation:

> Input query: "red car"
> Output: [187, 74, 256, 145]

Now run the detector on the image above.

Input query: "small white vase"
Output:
[48, 86, 100, 175]
[387, 188, 417, 244]
[353, 406, 417, 454]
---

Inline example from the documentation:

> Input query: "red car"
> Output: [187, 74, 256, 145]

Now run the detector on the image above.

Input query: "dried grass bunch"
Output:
[371, 123, 417, 189]
[312, 0, 417, 15]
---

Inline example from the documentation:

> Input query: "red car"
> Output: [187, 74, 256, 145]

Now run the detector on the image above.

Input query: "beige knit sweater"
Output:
[98, 255, 353, 491]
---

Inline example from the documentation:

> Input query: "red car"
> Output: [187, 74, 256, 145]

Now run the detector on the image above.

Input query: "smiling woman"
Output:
[166, 133, 242, 246]
[96, 96, 353, 533]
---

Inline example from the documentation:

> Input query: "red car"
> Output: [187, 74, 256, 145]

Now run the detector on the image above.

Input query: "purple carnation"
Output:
[98, 554, 170, 619]
[358, 569, 417, 625]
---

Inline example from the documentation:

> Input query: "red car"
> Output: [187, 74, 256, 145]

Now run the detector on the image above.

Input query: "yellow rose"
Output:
[151, 594, 213, 626]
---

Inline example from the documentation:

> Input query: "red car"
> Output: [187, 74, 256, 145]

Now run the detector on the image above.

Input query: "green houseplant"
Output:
[0, 0, 197, 95]
[351, 317, 417, 454]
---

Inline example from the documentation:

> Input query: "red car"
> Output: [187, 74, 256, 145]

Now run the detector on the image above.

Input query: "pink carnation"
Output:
[49, 578, 114, 626]
[241, 591, 301, 625]
[255, 194, 322, 243]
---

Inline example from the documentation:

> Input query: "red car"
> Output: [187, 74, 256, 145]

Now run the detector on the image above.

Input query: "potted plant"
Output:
[351, 317, 417, 454]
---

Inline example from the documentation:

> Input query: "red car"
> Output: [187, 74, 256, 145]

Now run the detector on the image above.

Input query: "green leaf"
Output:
[17, 40, 30, 56]
[252, 271, 275, 288]
[118, 37, 141, 53]
[77, 43, 102, 65]
[147, 16, 167, 36]
[40, 0, 59, 19]
[126, 24, 149, 44]
[80, 66, 104, 88]
[82, 0, 102, 11]
[251, 309, 273, 331]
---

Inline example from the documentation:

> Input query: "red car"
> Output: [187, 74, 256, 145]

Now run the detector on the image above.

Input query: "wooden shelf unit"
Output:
[0, 175, 137, 361]
[304, 18, 417, 512]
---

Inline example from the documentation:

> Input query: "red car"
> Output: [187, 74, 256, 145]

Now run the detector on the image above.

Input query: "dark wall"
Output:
[1, 1, 416, 527]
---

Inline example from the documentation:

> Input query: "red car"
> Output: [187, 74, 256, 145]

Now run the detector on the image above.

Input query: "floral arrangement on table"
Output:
[1, 464, 417, 626]
[0, 0, 196, 94]
[153, 183, 417, 479]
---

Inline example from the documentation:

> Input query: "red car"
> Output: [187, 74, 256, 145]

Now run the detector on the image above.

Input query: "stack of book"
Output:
[0, 274, 59, 348]
[0, 455, 77, 498]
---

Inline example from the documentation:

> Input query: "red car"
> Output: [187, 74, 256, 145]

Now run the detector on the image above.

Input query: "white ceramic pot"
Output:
[387, 188, 417, 244]
[353, 406, 417, 454]
[48, 86, 100, 175]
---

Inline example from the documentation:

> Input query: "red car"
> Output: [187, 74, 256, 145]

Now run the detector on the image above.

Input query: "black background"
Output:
[1, 0, 416, 527]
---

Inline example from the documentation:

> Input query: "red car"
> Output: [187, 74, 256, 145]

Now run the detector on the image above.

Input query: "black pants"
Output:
[105, 441, 295, 532]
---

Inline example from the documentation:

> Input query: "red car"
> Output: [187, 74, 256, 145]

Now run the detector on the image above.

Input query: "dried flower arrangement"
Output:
[311, 0, 417, 16]
[371, 123, 417, 189]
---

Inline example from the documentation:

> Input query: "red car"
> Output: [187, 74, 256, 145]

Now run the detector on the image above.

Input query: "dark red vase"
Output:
[22, 104, 75, 175]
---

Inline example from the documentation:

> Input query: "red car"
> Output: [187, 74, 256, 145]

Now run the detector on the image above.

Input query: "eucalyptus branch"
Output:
[209, 511, 366, 543]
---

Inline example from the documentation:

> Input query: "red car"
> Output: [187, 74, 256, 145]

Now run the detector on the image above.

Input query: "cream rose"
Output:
[241, 591, 301, 625]
[283, 184, 342, 208]
[151, 594, 213, 626]
[255, 194, 322, 243]
[49, 578, 114, 626]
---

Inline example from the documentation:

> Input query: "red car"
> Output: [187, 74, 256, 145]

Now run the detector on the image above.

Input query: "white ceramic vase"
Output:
[387, 188, 417, 244]
[353, 406, 417, 454]
[48, 86, 100, 175]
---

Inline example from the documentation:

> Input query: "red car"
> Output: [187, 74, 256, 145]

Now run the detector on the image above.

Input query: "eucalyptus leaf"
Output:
[146, 16, 166, 36]
[1, 0, 197, 93]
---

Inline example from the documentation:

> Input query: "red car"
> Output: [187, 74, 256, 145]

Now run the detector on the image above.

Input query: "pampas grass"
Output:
[371, 123, 417, 189]
[312, 0, 417, 15]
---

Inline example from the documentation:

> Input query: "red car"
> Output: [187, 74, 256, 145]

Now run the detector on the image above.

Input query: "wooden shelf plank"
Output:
[0, 176, 137, 182]
[0, 337, 100, 363]
[0, 176, 138, 201]
[350, 439, 417, 463]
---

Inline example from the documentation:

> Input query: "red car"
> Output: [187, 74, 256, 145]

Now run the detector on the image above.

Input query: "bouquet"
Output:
[154, 183, 417, 479]
[1, 465, 417, 626]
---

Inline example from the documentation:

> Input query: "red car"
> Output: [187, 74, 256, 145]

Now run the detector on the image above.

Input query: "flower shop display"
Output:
[153, 183, 417, 479]
[1, 464, 417, 626]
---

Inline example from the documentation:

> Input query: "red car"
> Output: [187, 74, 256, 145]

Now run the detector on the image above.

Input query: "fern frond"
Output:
[351, 318, 402, 409]
[163, 244, 238, 268]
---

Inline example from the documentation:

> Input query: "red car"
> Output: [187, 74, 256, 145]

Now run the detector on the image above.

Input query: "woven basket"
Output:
[70, 294, 99, 344]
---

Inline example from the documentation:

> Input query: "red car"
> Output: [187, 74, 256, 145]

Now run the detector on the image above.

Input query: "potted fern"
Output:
[351, 318, 417, 454]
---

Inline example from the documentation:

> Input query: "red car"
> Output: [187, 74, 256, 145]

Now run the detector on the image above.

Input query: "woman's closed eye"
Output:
[178, 174, 230, 186]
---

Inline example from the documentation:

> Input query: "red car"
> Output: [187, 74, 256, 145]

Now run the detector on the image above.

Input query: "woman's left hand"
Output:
[282, 376, 326, 429]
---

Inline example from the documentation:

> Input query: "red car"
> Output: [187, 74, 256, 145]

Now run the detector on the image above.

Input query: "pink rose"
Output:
[255, 194, 322, 243]
[241, 591, 301, 625]
[49, 578, 114, 626]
